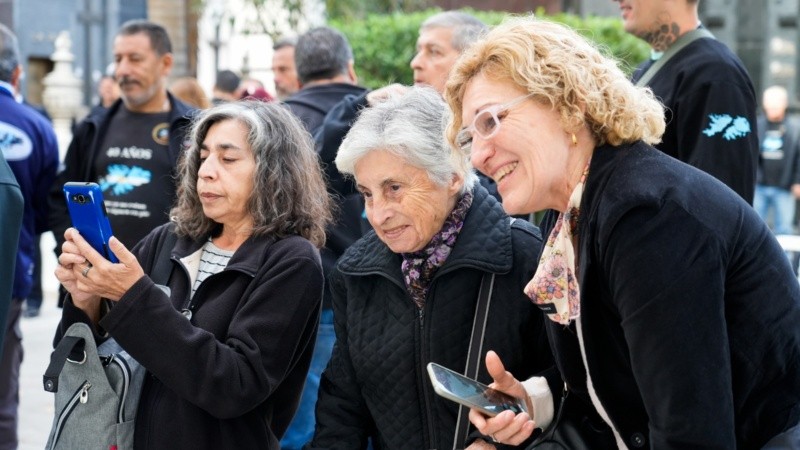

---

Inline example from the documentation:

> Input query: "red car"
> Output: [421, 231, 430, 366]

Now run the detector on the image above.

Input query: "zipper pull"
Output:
[79, 382, 92, 404]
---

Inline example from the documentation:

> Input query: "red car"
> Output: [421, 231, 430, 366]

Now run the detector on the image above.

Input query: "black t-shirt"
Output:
[93, 108, 175, 248]
[760, 121, 786, 187]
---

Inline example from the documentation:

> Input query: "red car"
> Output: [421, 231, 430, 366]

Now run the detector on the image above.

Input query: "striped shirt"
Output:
[191, 239, 234, 298]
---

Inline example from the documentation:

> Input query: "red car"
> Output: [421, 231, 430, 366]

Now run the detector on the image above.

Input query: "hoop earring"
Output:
[571, 133, 577, 146]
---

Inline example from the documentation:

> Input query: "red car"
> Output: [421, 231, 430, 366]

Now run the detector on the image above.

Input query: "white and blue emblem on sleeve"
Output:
[702, 114, 752, 140]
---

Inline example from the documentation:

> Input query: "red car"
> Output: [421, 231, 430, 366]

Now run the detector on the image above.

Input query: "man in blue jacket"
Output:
[0, 22, 59, 449]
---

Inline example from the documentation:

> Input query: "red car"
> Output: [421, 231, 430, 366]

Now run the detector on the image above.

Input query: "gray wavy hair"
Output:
[335, 86, 477, 194]
[171, 101, 332, 247]
[420, 10, 487, 52]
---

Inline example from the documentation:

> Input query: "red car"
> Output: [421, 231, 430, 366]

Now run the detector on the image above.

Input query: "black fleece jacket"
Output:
[56, 223, 324, 449]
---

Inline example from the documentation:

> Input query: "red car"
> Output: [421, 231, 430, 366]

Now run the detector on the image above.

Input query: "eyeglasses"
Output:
[457, 93, 534, 151]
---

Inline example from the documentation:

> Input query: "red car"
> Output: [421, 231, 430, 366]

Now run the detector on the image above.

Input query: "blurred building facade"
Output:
[1, 0, 797, 114]
[0, 0, 198, 115]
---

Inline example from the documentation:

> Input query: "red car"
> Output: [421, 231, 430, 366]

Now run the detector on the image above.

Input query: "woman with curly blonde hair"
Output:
[444, 16, 800, 449]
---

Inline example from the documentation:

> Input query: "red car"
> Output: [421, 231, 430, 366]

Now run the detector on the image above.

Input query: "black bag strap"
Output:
[43, 335, 86, 393]
[453, 272, 496, 448]
[151, 225, 177, 286]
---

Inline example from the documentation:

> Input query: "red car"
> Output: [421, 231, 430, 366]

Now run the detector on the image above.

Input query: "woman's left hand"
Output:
[66, 228, 145, 301]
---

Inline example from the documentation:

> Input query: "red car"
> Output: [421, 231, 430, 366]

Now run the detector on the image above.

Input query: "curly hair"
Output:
[170, 101, 332, 247]
[444, 15, 665, 151]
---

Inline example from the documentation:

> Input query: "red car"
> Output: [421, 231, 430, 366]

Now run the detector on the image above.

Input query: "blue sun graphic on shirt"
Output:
[702, 114, 751, 141]
[99, 165, 152, 195]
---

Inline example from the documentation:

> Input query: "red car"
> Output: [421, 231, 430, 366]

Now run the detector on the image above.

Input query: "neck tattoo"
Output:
[640, 21, 680, 52]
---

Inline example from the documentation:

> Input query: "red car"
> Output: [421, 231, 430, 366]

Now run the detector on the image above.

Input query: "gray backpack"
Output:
[43, 227, 176, 449]
[43, 323, 145, 449]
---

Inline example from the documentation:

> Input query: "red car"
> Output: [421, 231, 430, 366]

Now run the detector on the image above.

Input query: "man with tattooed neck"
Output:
[615, 0, 758, 204]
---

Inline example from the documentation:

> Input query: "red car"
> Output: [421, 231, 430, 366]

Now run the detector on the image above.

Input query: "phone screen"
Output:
[427, 362, 526, 416]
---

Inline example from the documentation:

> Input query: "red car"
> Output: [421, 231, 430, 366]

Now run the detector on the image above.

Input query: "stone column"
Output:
[147, 0, 190, 76]
[42, 31, 83, 159]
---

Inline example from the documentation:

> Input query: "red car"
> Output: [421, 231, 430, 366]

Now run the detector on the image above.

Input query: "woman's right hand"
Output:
[55, 230, 102, 315]
[468, 350, 537, 446]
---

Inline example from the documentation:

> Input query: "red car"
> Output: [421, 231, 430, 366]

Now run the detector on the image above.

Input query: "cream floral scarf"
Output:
[525, 163, 590, 325]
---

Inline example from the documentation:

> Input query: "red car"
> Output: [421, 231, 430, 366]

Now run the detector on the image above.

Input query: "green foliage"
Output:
[330, 8, 650, 89]
[326, 0, 433, 20]
[330, 11, 430, 89]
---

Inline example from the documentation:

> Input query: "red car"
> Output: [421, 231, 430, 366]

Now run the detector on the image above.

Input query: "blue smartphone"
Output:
[63, 182, 119, 263]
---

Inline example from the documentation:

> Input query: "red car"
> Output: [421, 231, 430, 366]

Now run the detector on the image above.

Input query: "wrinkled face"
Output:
[113, 33, 171, 111]
[197, 119, 257, 231]
[355, 150, 462, 253]
[272, 46, 300, 100]
[410, 27, 461, 94]
[463, 74, 575, 214]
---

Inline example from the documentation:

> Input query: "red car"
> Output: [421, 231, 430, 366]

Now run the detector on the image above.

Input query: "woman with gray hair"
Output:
[54, 101, 331, 449]
[309, 86, 553, 449]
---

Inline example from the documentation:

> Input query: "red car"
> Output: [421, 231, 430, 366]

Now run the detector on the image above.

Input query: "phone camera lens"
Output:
[76, 194, 86, 204]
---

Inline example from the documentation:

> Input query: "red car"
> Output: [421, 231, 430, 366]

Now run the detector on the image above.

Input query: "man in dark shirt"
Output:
[279, 25, 367, 450]
[49, 20, 194, 255]
[755, 85, 800, 235]
[616, 0, 759, 203]
[283, 27, 366, 136]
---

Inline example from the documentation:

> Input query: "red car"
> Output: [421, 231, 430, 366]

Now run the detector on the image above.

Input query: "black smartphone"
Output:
[63, 182, 118, 263]
[427, 362, 528, 417]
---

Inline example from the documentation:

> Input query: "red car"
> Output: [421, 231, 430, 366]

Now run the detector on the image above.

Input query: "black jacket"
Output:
[283, 83, 367, 310]
[284, 83, 368, 136]
[47, 94, 195, 252]
[57, 223, 324, 449]
[310, 186, 554, 449]
[632, 36, 758, 204]
[540, 142, 800, 449]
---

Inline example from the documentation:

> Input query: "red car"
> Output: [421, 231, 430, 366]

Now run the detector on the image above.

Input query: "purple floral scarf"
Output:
[525, 162, 590, 325]
[401, 192, 473, 309]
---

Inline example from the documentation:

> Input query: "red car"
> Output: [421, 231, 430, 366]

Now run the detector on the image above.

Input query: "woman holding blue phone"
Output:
[54, 101, 332, 449]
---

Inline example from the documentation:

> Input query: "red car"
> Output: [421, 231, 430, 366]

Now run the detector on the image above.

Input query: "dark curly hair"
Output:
[170, 101, 332, 247]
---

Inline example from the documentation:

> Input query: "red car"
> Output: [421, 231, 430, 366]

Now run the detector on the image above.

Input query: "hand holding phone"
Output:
[427, 362, 527, 417]
[63, 182, 118, 263]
